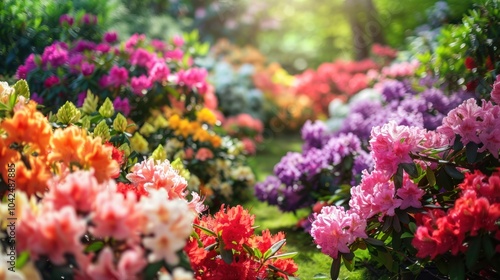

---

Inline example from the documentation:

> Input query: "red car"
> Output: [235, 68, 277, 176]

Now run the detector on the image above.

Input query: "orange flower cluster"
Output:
[1, 101, 119, 196]
[168, 113, 221, 148]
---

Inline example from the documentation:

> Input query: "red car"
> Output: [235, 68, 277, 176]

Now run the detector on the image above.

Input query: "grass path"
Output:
[245, 134, 368, 279]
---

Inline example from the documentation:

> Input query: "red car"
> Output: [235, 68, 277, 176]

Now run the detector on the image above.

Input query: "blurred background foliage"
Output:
[0, 0, 481, 76]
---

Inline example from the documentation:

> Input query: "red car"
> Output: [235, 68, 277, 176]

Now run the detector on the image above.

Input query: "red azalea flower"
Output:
[116, 182, 148, 200]
[213, 205, 255, 251]
[104, 142, 125, 166]
[464, 57, 477, 70]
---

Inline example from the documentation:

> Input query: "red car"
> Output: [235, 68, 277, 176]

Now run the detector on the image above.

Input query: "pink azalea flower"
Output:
[172, 35, 185, 47]
[195, 147, 214, 161]
[90, 189, 142, 240]
[17, 206, 86, 265]
[491, 75, 500, 104]
[148, 59, 170, 82]
[125, 33, 146, 53]
[86, 247, 120, 279]
[44, 170, 103, 213]
[130, 48, 155, 68]
[349, 170, 402, 220]
[103, 31, 118, 44]
[81, 13, 98, 25]
[310, 206, 367, 259]
[81, 62, 95, 76]
[41, 43, 68, 69]
[95, 43, 111, 53]
[370, 121, 425, 176]
[165, 49, 184, 61]
[59, 14, 74, 26]
[397, 173, 425, 209]
[108, 66, 129, 88]
[117, 246, 147, 279]
[126, 159, 188, 199]
[113, 96, 131, 116]
[44, 76, 60, 88]
[130, 75, 152, 95]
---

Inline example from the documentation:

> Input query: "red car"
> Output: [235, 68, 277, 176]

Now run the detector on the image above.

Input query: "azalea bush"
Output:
[16, 30, 258, 208]
[0, 0, 111, 76]
[17, 31, 215, 123]
[255, 60, 469, 224]
[418, 0, 500, 98]
[0, 80, 297, 279]
[306, 76, 500, 279]
[253, 63, 315, 133]
[185, 205, 298, 280]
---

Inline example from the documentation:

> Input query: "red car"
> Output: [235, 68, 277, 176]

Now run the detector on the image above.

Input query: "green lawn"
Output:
[245, 134, 369, 280]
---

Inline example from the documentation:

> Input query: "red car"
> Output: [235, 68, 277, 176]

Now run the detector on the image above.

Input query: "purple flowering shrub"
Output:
[255, 120, 372, 214]
[17, 32, 216, 125]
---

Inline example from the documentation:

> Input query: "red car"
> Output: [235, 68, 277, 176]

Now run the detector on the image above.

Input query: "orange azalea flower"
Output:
[0, 137, 20, 183]
[49, 126, 119, 183]
[210, 135, 222, 148]
[49, 126, 86, 164]
[1, 101, 52, 156]
[14, 156, 52, 196]
[80, 136, 120, 182]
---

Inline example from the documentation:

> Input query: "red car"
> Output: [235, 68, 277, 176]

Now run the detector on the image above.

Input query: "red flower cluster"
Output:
[412, 169, 500, 259]
[293, 59, 379, 116]
[185, 205, 298, 280]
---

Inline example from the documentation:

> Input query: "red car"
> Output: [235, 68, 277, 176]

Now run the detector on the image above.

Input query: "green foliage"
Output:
[417, 0, 500, 98]
[0, 0, 113, 75]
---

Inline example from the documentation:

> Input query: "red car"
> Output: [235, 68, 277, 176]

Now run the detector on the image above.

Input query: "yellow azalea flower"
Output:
[196, 108, 217, 126]
[192, 129, 210, 143]
[168, 114, 181, 130]
[175, 119, 191, 138]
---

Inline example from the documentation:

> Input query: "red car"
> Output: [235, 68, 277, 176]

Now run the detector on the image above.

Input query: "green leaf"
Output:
[330, 257, 341, 280]
[426, 167, 436, 187]
[365, 237, 385, 247]
[192, 223, 217, 237]
[220, 248, 233, 264]
[444, 165, 465, 180]
[264, 239, 286, 260]
[400, 162, 418, 178]
[453, 135, 463, 151]
[482, 235, 495, 260]
[144, 261, 164, 279]
[449, 258, 465, 280]
[465, 142, 478, 163]
[394, 165, 403, 189]
[269, 252, 298, 259]
[409, 222, 417, 233]
[204, 242, 217, 251]
[401, 232, 414, 239]
[466, 236, 481, 269]
[313, 273, 329, 279]
[392, 214, 401, 233]
[15, 251, 29, 269]
[13, 79, 30, 99]
[85, 241, 104, 253]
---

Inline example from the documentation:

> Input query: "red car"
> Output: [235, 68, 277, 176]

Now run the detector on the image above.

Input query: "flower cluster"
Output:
[412, 169, 500, 259]
[17, 32, 216, 125]
[310, 85, 500, 278]
[185, 205, 298, 280]
[0, 81, 204, 278]
[135, 105, 255, 209]
[223, 113, 264, 154]
[255, 120, 371, 213]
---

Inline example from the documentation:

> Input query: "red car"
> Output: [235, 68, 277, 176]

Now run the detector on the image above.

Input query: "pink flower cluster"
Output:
[438, 98, 500, 158]
[310, 206, 367, 259]
[16, 33, 211, 116]
[223, 114, 264, 154]
[412, 169, 500, 259]
[15, 161, 201, 278]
